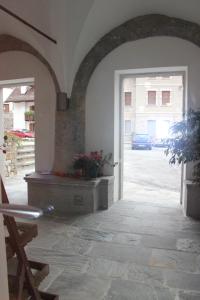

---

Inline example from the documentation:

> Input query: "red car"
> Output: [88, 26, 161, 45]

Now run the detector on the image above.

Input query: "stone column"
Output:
[53, 107, 85, 173]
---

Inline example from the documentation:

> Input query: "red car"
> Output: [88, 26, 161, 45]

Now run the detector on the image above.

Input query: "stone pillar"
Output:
[53, 107, 84, 173]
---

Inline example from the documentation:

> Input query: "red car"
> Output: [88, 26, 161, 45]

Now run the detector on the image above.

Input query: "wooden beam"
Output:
[0, 4, 57, 44]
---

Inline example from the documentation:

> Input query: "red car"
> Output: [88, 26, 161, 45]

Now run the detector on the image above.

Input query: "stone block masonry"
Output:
[5, 138, 35, 177]
[25, 173, 114, 215]
[5, 140, 17, 177]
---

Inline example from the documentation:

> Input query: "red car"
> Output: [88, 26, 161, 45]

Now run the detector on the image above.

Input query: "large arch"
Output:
[0, 34, 60, 93]
[71, 14, 200, 151]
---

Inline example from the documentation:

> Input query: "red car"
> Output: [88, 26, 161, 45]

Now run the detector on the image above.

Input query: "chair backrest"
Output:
[1, 176, 41, 299]
[1, 177, 9, 204]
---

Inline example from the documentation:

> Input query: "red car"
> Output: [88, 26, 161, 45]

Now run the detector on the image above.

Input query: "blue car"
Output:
[132, 134, 152, 150]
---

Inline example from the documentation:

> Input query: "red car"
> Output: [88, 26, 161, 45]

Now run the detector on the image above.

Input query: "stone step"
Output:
[17, 139, 35, 169]
[17, 154, 35, 160]
[18, 143, 35, 148]
[17, 148, 35, 154]
[19, 139, 35, 146]
[17, 160, 35, 168]
[20, 140, 35, 145]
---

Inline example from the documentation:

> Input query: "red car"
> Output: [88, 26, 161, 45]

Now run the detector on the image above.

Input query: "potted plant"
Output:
[25, 110, 35, 121]
[73, 150, 113, 179]
[165, 109, 200, 218]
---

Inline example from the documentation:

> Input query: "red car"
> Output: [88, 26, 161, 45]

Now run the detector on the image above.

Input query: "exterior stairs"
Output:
[17, 139, 35, 169]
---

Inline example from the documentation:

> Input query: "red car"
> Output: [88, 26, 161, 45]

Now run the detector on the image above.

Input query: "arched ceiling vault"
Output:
[0, 34, 60, 93]
[70, 14, 200, 151]
[71, 14, 200, 107]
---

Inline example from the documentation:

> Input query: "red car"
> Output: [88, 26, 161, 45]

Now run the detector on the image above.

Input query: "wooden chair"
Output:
[1, 178, 59, 300]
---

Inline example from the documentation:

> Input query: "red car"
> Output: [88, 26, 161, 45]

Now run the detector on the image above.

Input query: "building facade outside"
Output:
[123, 75, 183, 143]
[3, 86, 35, 132]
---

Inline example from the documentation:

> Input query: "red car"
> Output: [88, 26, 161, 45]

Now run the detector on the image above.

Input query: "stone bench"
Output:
[25, 173, 114, 215]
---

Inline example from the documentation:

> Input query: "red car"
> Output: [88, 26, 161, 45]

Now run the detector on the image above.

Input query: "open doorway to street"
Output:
[2, 78, 35, 204]
[122, 73, 184, 206]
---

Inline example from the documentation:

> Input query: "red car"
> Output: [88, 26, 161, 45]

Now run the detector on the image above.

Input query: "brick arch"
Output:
[70, 14, 200, 151]
[0, 34, 60, 92]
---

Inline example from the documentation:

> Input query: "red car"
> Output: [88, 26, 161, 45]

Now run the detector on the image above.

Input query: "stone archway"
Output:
[70, 14, 200, 153]
[0, 34, 60, 93]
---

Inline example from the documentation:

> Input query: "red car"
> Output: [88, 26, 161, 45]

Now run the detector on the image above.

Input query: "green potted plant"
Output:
[25, 110, 35, 121]
[165, 109, 200, 218]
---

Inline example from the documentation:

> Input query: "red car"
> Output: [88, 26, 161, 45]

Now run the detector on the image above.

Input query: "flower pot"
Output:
[88, 166, 99, 178]
[25, 114, 35, 121]
[185, 181, 200, 219]
[84, 165, 99, 179]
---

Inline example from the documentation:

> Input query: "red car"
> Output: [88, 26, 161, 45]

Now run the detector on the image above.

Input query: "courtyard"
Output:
[123, 145, 181, 205]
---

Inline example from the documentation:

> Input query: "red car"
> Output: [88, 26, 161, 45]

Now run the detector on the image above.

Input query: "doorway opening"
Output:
[2, 78, 35, 204]
[120, 69, 186, 206]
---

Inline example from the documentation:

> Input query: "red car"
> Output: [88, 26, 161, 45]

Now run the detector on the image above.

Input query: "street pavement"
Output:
[4, 168, 33, 204]
[123, 145, 181, 206]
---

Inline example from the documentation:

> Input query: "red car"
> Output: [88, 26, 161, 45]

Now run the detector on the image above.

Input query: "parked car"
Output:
[132, 134, 152, 150]
[153, 138, 168, 148]
[9, 130, 35, 138]
[21, 129, 35, 138]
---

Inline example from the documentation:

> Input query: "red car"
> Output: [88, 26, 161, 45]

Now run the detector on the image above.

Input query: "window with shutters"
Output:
[3, 104, 10, 113]
[147, 91, 156, 105]
[124, 92, 132, 106]
[29, 123, 35, 132]
[162, 91, 171, 105]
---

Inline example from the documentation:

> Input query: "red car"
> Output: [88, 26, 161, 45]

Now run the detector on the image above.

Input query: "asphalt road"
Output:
[123, 145, 181, 204]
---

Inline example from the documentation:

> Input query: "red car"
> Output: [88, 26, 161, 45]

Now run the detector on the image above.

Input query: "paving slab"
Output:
[86, 257, 128, 279]
[127, 263, 164, 287]
[48, 272, 111, 300]
[164, 270, 200, 291]
[105, 279, 175, 300]
[26, 247, 89, 274]
[89, 241, 152, 265]
[149, 249, 198, 272]
[178, 291, 200, 300]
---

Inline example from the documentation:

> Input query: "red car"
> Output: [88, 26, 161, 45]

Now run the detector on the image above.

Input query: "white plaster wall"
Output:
[0, 0, 68, 92]
[86, 36, 200, 201]
[0, 81, 8, 299]
[13, 102, 26, 129]
[0, 51, 56, 172]
[2, 0, 200, 94]
[71, 0, 200, 91]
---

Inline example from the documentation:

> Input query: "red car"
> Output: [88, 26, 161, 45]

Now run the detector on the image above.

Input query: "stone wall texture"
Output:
[4, 112, 13, 131]
[5, 140, 18, 177]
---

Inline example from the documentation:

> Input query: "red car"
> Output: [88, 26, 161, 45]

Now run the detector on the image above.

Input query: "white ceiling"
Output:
[68, 0, 200, 89]
[0, 0, 200, 91]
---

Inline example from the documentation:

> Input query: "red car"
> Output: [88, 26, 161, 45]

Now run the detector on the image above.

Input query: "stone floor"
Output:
[4, 155, 200, 299]
[4, 168, 33, 205]
[26, 198, 200, 300]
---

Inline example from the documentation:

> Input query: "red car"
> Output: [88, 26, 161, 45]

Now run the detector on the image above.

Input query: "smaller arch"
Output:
[0, 34, 60, 93]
